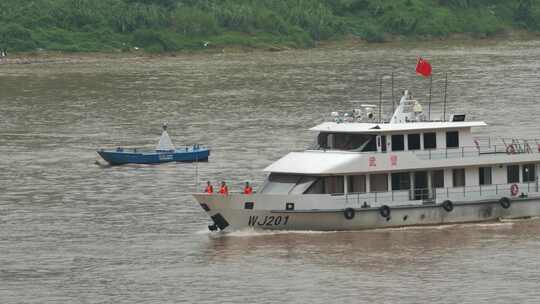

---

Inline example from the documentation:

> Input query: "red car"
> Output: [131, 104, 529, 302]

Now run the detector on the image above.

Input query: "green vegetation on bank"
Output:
[1, 0, 540, 53]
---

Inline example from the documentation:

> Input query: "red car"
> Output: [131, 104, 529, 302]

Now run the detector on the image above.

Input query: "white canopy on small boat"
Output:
[156, 129, 175, 151]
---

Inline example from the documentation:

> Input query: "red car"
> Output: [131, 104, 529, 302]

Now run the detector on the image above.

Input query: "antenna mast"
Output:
[379, 75, 383, 123]
[442, 72, 448, 121]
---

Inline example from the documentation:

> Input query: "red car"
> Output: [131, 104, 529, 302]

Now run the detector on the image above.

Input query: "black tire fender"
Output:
[344, 207, 355, 220]
[442, 200, 454, 212]
[499, 197, 511, 209]
[379, 205, 391, 218]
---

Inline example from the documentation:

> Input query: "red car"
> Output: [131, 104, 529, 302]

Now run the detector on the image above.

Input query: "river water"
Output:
[2, 40, 540, 303]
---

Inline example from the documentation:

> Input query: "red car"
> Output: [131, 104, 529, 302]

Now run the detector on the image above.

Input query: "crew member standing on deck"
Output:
[218, 181, 228, 195]
[204, 181, 213, 194]
[243, 182, 253, 195]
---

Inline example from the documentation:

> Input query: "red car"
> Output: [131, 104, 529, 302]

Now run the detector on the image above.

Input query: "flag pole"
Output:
[379, 75, 383, 123]
[442, 72, 448, 121]
[391, 72, 395, 113]
[428, 75, 432, 120]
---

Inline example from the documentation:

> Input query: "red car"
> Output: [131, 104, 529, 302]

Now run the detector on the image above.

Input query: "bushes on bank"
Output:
[1, 0, 540, 52]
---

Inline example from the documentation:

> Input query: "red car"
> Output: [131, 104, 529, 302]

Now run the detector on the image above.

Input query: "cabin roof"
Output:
[263, 151, 359, 174]
[310, 121, 487, 133]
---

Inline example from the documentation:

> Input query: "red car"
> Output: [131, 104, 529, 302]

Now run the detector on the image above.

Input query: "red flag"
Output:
[416, 57, 432, 77]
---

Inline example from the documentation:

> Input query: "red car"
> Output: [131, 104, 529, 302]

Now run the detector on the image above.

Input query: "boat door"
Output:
[413, 171, 429, 200]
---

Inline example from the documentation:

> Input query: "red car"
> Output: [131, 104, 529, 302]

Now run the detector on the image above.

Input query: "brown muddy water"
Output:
[2, 40, 540, 303]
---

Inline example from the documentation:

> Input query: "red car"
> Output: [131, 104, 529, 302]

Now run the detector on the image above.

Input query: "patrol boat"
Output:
[98, 124, 210, 165]
[194, 90, 540, 231]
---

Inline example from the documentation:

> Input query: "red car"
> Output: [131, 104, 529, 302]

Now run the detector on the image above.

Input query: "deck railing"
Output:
[335, 181, 539, 206]
[307, 137, 540, 160]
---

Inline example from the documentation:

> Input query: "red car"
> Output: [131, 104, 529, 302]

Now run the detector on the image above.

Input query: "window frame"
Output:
[370, 174, 389, 192]
[432, 170, 445, 188]
[391, 172, 411, 191]
[446, 131, 459, 148]
[507, 165, 520, 184]
[348, 175, 366, 193]
[523, 164, 536, 183]
[452, 168, 466, 187]
[479, 167, 492, 185]
[391, 134, 405, 151]
[407, 134, 421, 150]
[423, 132, 437, 149]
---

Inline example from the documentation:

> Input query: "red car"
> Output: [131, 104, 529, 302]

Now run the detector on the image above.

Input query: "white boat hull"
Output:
[193, 194, 540, 231]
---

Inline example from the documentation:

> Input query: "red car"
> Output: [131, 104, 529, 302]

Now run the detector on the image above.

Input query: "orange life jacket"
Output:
[219, 185, 228, 195]
[204, 185, 213, 193]
[243, 186, 253, 195]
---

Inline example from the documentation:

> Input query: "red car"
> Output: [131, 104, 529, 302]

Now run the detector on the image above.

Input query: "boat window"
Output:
[380, 135, 387, 152]
[334, 133, 376, 151]
[523, 164, 536, 182]
[391, 135, 404, 151]
[304, 176, 344, 194]
[391, 172, 411, 190]
[446, 131, 459, 148]
[305, 178, 324, 194]
[408, 134, 421, 150]
[290, 176, 317, 194]
[318, 133, 329, 149]
[432, 170, 445, 188]
[348, 175, 366, 193]
[319, 133, 376, 151]
[424, 132, 437, 149]
[325, 176, 344, 194]
[479, 167, 492, 185]
[507, 165, 520, 183]
[452, 168, 465, 187]
[260, 173, 301, 194]
[363, 136, 377, 152]
[370, 174, 388, 192]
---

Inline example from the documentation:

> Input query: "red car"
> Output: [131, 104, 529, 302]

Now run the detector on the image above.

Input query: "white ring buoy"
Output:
[510, 184, 519, 196]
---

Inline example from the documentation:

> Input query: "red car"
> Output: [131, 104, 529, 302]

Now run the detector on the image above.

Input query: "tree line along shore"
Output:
[1, 0, 540, 54]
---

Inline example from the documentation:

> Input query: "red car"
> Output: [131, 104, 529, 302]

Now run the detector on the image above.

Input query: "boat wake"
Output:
[94, 159, 111, 167]
[197, 227, 339, 237]
[196, 218, 534, 237]
[499, 216, 540, 223]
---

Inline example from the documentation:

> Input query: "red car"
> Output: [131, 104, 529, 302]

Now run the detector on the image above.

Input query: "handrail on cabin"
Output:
[306, 136, 540, 160]
[336, 181, 540, 205]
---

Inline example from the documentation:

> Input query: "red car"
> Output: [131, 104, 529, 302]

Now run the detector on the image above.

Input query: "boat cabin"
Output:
[312, 120, 485, 153]
[260, 91, 540, 205]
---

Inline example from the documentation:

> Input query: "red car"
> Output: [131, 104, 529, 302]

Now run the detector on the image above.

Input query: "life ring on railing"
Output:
[442, 200, 454, 212]
[510, 184, 519, 196]
[499, 197, 511, 209]
[344, 208, 355, 220]
[506, 144, 516, 155]
[379, 205, 391, 218]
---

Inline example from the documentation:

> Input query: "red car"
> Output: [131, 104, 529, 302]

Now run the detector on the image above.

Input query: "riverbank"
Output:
[2, 0, 540, 56]
[2, 31, 539, 66]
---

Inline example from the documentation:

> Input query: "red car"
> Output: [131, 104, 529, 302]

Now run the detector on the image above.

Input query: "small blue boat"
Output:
[97, 146, 210, 165]
[97, 123, 210, 165]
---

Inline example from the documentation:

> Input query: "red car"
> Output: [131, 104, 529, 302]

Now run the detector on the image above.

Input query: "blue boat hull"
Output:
[97, 148, 210, 165]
